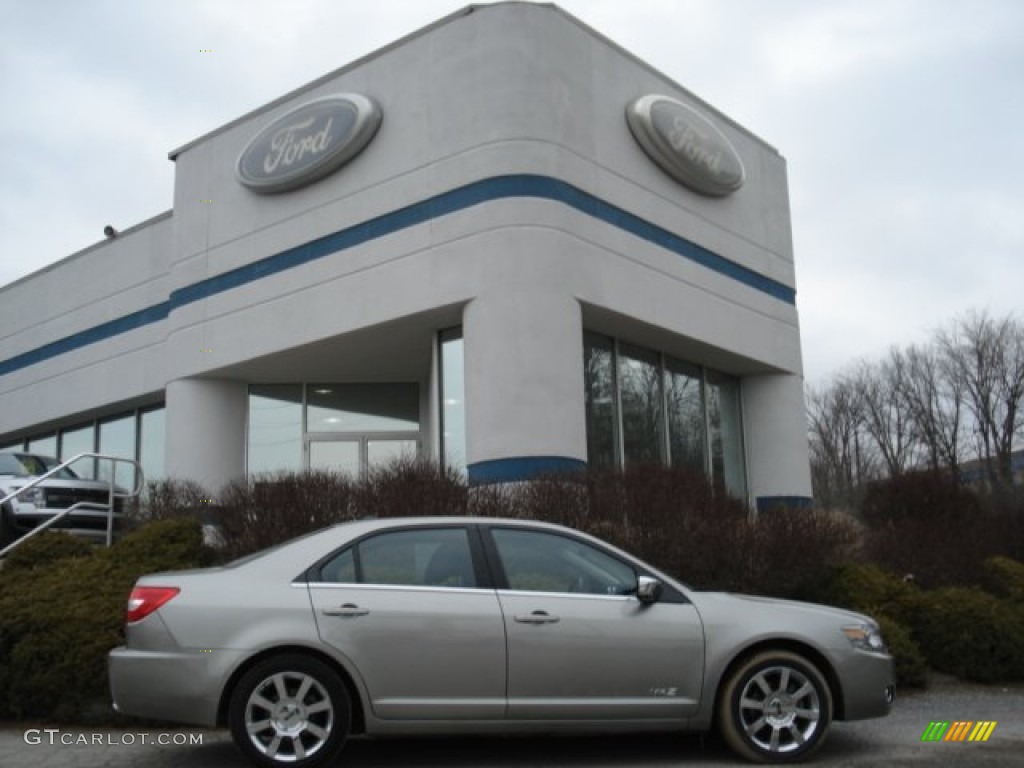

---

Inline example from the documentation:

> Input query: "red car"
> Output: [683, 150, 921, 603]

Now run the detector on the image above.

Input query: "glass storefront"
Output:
[3, 405, 166, 488]
[27, 433, 57, 458]
[247, 384, 304, 474]
[619, 343, 663, 466]
[439, 329, 467, 475]
[583, 332, 747, 499]
[99, 414, 137, 488]
[139, 407, 166, 484]
[60, 423, 97, 478]
[247, 383, 422, 478]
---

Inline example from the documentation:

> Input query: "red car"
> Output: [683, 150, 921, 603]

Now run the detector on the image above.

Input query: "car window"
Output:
[0, 453, 79, 479]
[320, 528, 477, 588]
[491, 529, 636, 596]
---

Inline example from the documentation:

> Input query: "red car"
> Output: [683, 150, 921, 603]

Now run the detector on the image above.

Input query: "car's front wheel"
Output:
[228, 654, 350, 768]
[717, 650, 832, 763]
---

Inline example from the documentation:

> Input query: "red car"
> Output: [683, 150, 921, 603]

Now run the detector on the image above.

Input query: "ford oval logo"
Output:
[626, 95, 744, 197]
[236, 94, 382, 194]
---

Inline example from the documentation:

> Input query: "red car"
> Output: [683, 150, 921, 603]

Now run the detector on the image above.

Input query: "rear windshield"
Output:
[0, 453, 80, 480]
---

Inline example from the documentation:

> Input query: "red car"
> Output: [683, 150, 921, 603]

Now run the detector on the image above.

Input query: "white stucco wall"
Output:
[0, 3, 811, 502]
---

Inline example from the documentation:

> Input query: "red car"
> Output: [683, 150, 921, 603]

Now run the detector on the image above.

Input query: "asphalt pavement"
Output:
[2, 679, 1021, 767]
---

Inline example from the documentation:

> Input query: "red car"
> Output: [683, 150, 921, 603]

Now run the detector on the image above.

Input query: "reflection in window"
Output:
[99, 415, 137, 488]
[492, 529, 636, 595]
[367, 439, 418, 470]
[356, 529, 476, 588]
[581, 333, 747, 500]
[308, 440, 360, 477]
[27, 434, 57, 458]
[619, 344, 663, 466]
[709, 372, 747, 499]
[666, 359, 705, 473]
[583, 334, 617, 469]
[60, 424, 96, 479]
[439, 329, 467, 475]
[139, 407, 166, 483]
[248, 384, 303, 474]
[307, 384, 418, 433]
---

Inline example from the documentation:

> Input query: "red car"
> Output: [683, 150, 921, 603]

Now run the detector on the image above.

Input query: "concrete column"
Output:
[463, 292, 586, 483]
[165, 378, 247, 496]
[742, 373, 814, 511]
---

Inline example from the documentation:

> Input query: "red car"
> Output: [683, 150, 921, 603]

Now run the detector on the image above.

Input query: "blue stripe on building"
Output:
[1, 174, 795, 378]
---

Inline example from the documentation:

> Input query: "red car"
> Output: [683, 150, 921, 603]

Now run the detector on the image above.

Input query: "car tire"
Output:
[717, 650, 832, 764]
[228, 654, 351, 768]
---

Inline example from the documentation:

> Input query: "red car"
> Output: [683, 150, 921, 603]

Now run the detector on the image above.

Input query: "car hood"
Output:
[689, 590, 876, 627]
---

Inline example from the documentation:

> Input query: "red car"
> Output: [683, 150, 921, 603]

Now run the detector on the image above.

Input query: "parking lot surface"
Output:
[2, 680, 1021, 767]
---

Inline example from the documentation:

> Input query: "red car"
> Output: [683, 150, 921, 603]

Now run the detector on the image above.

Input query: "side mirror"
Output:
[636, 575, 663, 605]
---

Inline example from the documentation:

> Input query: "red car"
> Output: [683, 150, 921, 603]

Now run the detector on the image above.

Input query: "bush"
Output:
[860, 470, 982, 526]
[354, 456, 467, 519]
[216, 470, 357, 561]
[859, 472, 1012, 588]
[744, 508, 862, 600]
[1, 530, 94, 573]
[130, 477, 212, 522]
[910, 587, 1024, 683]
[821, 562, 921, 620]
[820, 563, 929, 687]
[982, 556, 1024, 603]
[876, 615, 929, 688]
[0, 519, 209, 721]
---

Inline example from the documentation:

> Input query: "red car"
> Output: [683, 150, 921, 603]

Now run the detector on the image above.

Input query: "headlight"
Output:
[10, 485, 46, 507]
[842, 623, 887, 653]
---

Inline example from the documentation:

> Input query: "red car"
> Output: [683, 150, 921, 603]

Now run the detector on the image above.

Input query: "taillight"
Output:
[126, 586, 180, 623]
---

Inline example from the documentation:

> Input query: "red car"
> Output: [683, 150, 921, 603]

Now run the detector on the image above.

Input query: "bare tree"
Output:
[899, 342, 965, 475]
[853, 351, 919, 477]
[806, 376, 877, 506]
[937, 311, 1024, 490]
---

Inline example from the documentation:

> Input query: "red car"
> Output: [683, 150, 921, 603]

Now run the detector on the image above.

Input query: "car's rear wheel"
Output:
[229, 654, 350, 768]
[717, 650, 832, 763]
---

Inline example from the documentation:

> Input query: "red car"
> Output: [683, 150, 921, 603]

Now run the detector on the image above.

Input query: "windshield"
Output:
[0, 453, 80, 480]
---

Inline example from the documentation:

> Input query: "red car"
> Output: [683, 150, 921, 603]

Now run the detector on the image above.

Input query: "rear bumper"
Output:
[108, 646, 239, 727]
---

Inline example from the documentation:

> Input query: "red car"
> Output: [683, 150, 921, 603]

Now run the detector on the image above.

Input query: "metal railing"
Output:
[0, 453, 144, 558]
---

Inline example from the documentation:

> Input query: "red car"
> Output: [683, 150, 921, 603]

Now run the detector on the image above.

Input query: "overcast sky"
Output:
[1, 0, 1021, 384]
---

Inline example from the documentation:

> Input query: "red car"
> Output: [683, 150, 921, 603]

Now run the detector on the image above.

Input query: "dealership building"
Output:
[0, 2, 812, 510]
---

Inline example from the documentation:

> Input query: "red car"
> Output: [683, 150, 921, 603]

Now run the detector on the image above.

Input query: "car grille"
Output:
[44, 488, 124, 514]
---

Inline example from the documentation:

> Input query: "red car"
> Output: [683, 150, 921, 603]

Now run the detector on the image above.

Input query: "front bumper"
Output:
[834, 649, 895, 721]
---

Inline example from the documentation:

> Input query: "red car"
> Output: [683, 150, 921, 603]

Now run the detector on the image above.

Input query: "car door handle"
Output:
[514, 610, 560, 624]
[322, 603, 369, 618]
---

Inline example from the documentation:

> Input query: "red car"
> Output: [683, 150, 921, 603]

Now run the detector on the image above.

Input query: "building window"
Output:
[0, 403, 165, 485]
[99, 414, 137, 488]
[582, 333, 747, 500]
[708, 372, 747, 498]
[247, 383, 421, 478]
[27, 433, 57, 458]
[139, 407, 166, 484]
[307, 384, 418, 433]
[618, 343, 663, 466]
[666, 358, 706, 474]
[439, 328, 467, 475]
[583, 334, 617, 469]
[60, 423, 97, 479]
[247, 384, 304, 474]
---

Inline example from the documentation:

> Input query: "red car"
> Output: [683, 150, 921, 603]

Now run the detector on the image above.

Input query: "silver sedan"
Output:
[109, 517, 894, 767]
